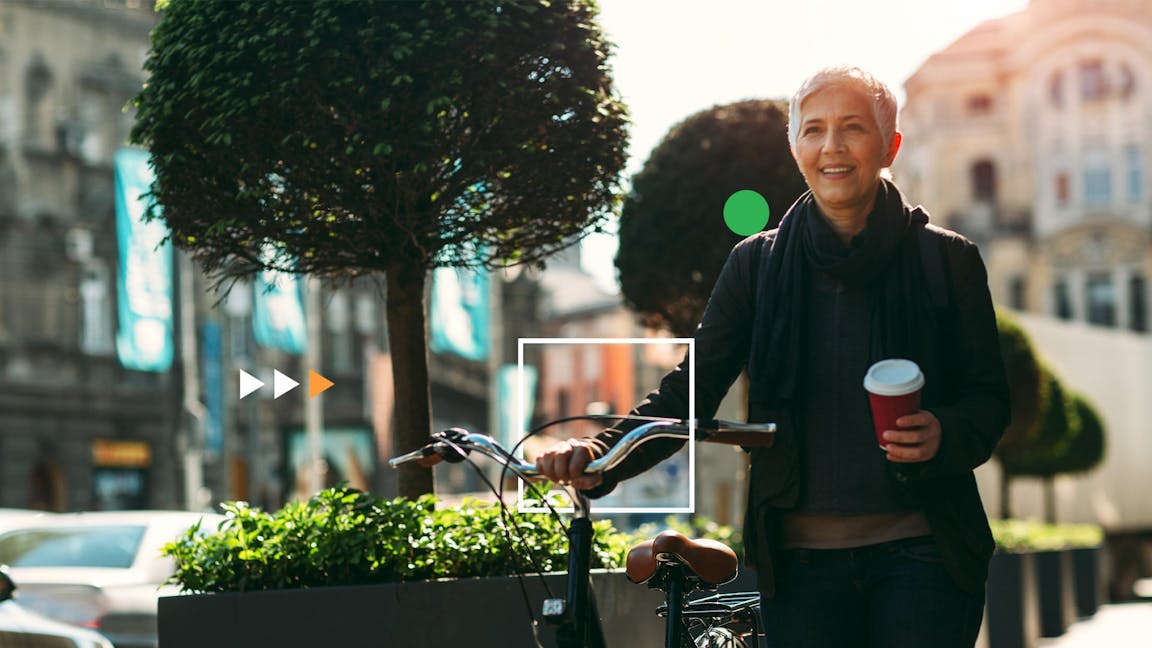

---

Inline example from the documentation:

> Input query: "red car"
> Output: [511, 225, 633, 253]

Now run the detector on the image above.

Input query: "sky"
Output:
[579, 0, 1030, 289]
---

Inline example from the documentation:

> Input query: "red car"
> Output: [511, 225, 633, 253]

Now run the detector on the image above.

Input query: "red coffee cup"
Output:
[864, 359, 925, 450]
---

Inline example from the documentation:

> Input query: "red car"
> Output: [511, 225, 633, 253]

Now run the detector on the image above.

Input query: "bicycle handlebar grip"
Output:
[697, 419, 776, 448]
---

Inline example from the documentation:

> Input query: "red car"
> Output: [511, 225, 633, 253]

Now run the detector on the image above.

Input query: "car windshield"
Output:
[0, 526, 147, 568]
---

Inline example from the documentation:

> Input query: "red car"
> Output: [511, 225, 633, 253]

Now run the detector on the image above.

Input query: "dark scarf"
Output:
[747, 178, 931, 405]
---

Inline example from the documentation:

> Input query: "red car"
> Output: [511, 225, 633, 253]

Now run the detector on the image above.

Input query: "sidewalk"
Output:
[1038, 602, 1152, 647]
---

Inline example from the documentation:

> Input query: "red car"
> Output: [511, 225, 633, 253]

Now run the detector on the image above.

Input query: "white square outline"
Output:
[515, 337, 694, 514]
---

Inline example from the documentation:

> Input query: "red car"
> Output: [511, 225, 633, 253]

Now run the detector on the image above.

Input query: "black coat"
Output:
[587, 221, 1010, 596]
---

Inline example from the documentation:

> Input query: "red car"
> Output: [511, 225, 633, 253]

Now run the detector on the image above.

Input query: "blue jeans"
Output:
[759, 536, 985, 648]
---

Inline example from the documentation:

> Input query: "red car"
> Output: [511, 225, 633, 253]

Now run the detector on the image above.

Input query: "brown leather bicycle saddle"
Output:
[625, 529, 738, 586]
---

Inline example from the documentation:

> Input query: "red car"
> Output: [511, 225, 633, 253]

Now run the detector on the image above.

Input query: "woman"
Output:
[536, 66, 1009, 647]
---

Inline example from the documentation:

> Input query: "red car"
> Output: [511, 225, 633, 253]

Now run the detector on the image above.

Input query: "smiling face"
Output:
[792, 84, 902, 225]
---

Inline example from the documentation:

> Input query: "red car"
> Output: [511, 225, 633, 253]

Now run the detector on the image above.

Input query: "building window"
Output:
[968, 94, 993, 115]
[1008, 276, 1026, 310]
[1049, 71, 1064, 107]
[1080, 60, 1107, 101]
[1085, 273, 1116, 327]
[971, 159, 997, 202]
[1054, 279, 1073, 320]
[1118, 63, 1136, 101]
[1055, 171, 1070, 207]
[556, 388, 570, 418]
[1131, 274, 1147, 333]
[79, 262, 113, 354]
[1126, 145, 1144, 203]
[1083, 151, 1112, 206]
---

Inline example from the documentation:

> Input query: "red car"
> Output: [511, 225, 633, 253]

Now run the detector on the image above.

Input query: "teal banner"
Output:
[200, 321, 224, 453]
[497, 364, 537, 449]
[430, 264, 490, 361]
[114, 148, 173, 372]
[253, 248, 306, 355]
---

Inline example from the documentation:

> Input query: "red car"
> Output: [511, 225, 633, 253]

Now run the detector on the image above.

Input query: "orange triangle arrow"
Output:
[308, 370, 334, 398]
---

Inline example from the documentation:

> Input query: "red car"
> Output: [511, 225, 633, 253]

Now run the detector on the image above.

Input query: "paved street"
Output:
[1039, 603, 1152, 647]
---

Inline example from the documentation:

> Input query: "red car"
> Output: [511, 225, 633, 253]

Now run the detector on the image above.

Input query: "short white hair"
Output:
[787, 66, 898, 149]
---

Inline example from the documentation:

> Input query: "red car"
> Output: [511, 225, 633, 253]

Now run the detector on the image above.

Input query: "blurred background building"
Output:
[895, 0, 1152, 532]
[0, 0, 174, 512]
[0, 0, 540, 513]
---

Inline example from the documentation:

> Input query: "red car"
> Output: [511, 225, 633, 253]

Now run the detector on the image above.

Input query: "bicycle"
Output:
[389, 416, 775, 648]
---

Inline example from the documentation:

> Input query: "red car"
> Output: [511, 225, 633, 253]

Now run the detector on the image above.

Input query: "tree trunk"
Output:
[1000, 464, 1013, 520]
[1043, 477, 1057, 523]
[386, 261, 435, 498]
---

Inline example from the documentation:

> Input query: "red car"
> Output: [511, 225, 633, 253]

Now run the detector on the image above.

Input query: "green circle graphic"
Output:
[723, 190, 770, 236]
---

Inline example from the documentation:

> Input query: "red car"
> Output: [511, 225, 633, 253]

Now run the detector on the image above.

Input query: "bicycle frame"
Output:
[546, 489, 607, 648]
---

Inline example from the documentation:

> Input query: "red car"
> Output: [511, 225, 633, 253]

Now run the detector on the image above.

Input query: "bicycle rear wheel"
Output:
[693, 625, 751, 648]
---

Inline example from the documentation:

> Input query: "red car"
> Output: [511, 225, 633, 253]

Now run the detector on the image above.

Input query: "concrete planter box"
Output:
[159, 570, 668, 648]
[1070, 546, 1103, 619]
[983, 546, 1102, 648]
[985, 551, 1040, 648]
[1035, 550, 1077, 638]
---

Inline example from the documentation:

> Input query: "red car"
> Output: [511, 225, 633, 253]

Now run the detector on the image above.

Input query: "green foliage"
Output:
[1064, 392, 1107, 474]
[615, 99, 807, 336]
[132, 0, 629, 278]
[1001, 367, 1081, 478]
[133, 0, 629, 497]
[993, 310, 1106, 481]
[993, 308, 1046, 458]
[162, 487, 637, 593]
[990, 518, 1104, 553]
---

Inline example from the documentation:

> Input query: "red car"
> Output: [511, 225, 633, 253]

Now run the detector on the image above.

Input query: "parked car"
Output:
[0, 509, 53, 533]
[0, 567, 114, 648]
[0, 511, 225, 648]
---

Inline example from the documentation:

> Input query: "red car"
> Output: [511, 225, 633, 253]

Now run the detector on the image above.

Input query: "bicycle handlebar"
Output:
[388, 418, 776, 476]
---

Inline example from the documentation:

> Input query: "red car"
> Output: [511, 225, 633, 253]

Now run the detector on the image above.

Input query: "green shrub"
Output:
[990, 518, 1104, 553]
[164, 487, 637, 593]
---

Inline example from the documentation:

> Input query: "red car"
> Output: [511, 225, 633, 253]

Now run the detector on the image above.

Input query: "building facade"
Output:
[0, 1, 535, 513]
[896, 0, 1152, 332]
[897, 0, 1152, 539]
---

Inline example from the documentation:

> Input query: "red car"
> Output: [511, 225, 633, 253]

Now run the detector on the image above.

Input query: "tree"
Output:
[1064, 392, 1106, 475]
[615, 99, 807, 337]
[992, 308, 1047, 518]
[1002, 368, 1082, 522]
[131, 0, 629, 497]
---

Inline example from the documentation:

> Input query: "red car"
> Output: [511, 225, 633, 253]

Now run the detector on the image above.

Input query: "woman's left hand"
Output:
[883, 411, 942, 463]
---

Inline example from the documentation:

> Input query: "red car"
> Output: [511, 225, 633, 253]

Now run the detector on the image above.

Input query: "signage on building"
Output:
[114, 147, 174, 372]
[430, 262, 490, 361]
[253, 246, 307, 355]
[91, 439, 152, 468]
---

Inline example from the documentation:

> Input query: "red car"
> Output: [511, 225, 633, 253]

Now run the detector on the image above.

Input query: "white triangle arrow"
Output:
[273, 370, 300, 399]
[239, 370, 264, 400]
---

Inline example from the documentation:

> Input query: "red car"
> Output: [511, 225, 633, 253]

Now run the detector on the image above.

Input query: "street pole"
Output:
[305, 276, 324, 495]
[178, 252, 207, 511]
[486, 269, 503, 499]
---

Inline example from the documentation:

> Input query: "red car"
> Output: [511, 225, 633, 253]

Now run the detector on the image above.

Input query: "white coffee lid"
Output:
[863, 359, 924, 396]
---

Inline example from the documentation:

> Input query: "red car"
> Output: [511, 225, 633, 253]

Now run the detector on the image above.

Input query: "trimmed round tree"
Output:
[615, 99, 807, 337]
[992, 308, 1048, 518]
[1001, 367, 1082, 522]
[1064, 392, 1106, 475]
[131, 0, 629, 496]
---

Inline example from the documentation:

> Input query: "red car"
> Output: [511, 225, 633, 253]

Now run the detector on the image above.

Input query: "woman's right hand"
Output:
[535, 439, 604, 490]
